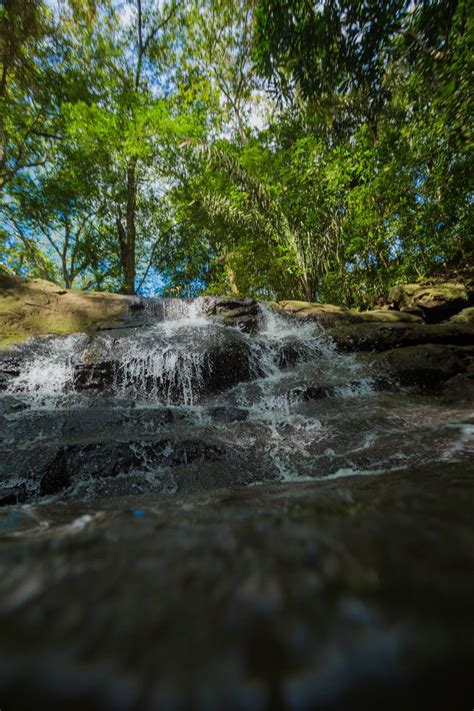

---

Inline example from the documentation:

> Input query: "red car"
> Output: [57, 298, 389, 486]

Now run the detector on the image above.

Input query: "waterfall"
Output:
[1, 298, 471, 501]
[4, 299, 370, 407]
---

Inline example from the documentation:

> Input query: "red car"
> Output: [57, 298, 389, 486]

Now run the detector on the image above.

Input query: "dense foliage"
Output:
[1, 0, 472, 305]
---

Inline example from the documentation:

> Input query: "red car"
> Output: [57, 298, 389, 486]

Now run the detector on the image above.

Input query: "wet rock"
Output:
[6, 439, 241, 503]
[203, 296, 260, 333]
[438, 371, 474, 404]
[450, 306, 474, 323]
[73, 327, 255, 401]
[61, 442, 148, 485]
[39, 449, 70, 496]
[207, 406, 249, 422]
[327, 321, 474, 352]
[1, 462, 474, 709]
[0, 484, 28, 507]
[387, 281, 472, 323]
[449, 344, 474, 370]
[73, 360, 117, 390]
[204, 296, 258, 315]
[290, 377, 396, 402]
[379, 344, 466, 388]
[62, 406, 174, 439]
[95, 320, 132, 331]
[0, 355, 20, 390]
[206, 328, 254, 390]
[278, 337, 323, 368]
[291, 384, 342, 400]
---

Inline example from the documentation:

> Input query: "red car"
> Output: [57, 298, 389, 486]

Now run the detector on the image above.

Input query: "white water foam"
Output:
[1, 299, 395, 487]
[6, 334, 86, 407]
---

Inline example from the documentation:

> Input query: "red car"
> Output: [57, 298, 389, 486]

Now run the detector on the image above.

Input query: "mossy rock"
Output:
[277, 300, 348, 314]
[275, 301, 423, 327]
[352, 309, 422, 324]
[388, 281, 472, 323]
[450, 306, 474, 324]
[379, 344, 466, 387]
[327, 320, 474, 352]
[0, 275, 135, 349]
[273, 301, 356, 328]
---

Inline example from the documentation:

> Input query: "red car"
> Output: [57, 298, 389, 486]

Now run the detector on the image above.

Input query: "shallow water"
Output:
[1, 300, 474, 708]
[1, 300, 472, 503]
[1, 463, 474, 709]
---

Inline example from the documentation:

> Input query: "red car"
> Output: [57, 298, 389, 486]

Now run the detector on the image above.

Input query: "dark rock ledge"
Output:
[273, 277, 474, 398]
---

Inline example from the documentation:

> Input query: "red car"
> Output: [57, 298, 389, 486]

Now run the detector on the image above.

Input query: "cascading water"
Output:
[0, 299, 472, 503]
[2, 292, 474, 711]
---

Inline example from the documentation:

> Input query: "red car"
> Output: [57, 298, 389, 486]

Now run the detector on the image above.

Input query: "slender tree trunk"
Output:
[225, 262, 239, 295]
[115, 0, 177, 294]
[115, 0, 143, 295]
[0, 62, 9, 190]
[124, 162, 137, 294]
[117, 162, 137, 294]
[61, 220, 71, 288]
[300, 276, 312, 302]
[0, 120, 7, 190]
[13, 227, 52, 281]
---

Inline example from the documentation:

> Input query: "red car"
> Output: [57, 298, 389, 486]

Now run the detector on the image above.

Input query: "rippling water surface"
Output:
[1, 300, 474, 708]
[1, 299, 472, 503]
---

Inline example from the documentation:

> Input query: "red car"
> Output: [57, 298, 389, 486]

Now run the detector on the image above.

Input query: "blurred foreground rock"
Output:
[0, 461, 473, 710]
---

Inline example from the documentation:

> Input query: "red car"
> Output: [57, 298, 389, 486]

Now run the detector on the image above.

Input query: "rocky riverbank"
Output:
[2, 276, 473, 401]
[1, 274, 473, 709]
[0, 274, 138, 348]
[206, 278, 474, 400]
[2, 273, 473, 416]
[1, 275, 473, 507]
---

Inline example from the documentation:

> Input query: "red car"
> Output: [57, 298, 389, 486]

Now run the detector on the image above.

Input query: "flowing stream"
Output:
[1, 299, 472, 503]
[1, 299, 474, 708]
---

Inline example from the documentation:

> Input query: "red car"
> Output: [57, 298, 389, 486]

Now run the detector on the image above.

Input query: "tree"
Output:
[0, 0, 51, 191]
[254, 1, 472, 138]
[181, 0, 261, 142]
[8, 155, 107, 288]
[0, 0, 124, 286]
[72, 0, 189, 294]
[1, 0, 471, 304]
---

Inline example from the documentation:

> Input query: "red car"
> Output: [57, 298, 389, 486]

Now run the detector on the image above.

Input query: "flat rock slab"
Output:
[0, 275, 136, 348]
[0, 461, 473, 710]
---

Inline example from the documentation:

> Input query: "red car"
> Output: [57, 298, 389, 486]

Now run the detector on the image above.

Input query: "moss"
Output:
[277, 300, 315, 312]
[388, 281, 470, 316]
[354, 310, 422, 323]
[450, 306, 474, 323]
[0, 332, 29, 349]
[278, 300, 347, 314]
[0, 275, 132, 350]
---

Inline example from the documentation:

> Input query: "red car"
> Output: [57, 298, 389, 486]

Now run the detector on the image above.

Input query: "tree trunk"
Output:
[117, 162, 137, 295]
[225, 262, 239, 295]
[299, 271, 313, 302]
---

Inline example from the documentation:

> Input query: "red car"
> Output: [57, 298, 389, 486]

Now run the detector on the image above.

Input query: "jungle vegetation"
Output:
[1, 0, 472, 306]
